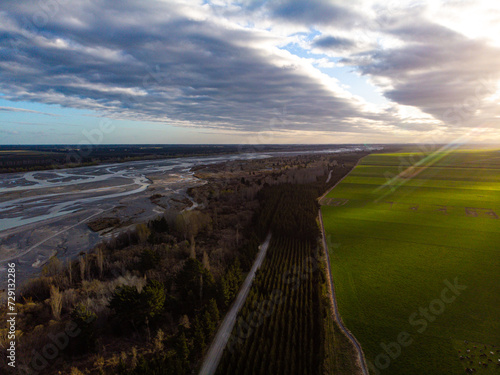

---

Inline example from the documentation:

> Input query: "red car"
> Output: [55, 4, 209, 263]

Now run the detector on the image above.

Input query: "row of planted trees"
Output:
[216, 182, 328, 375]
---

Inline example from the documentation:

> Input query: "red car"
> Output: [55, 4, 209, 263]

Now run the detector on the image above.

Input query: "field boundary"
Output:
[319, 156, 369, 375]
[318, 156, 365, 204]
[319, 209, 369, 375]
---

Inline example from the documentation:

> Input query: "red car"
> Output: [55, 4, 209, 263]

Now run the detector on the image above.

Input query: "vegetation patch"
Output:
[322, 149, 500, 375]
[87, 217, 121, 232]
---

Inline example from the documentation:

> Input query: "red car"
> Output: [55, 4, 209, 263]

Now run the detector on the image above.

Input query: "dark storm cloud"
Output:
[0, 0, 387, 134]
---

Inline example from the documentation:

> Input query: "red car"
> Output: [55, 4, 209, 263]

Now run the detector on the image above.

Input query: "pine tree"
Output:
[142, 280, 166, 319]
[177, 332, 190, 362]
[207, 298, 220, 322]
[203, 310, 215, 337]
[193, 317, 206, 354]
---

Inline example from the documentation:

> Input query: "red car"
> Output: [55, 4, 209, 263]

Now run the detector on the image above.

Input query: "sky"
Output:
[0, 0, 500, 145]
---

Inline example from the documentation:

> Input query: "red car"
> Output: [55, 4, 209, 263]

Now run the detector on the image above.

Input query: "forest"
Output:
[0, 144, 356, 173]
[0, 151, 366, 374]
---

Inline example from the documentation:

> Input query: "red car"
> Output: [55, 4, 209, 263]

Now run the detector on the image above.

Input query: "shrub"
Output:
[70, 303, 97, 354]
[42, 256, 63, 277]
[21, 276, 53, 302]
[109, 280, 165, 327]
[139, 248, 160, 272]
[109, 285, 142, 327]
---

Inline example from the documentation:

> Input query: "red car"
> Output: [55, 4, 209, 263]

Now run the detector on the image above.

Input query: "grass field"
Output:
[321, 149, 500, 374]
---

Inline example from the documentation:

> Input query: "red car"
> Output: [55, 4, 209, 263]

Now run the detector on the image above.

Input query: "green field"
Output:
[321, 149, 500, 375]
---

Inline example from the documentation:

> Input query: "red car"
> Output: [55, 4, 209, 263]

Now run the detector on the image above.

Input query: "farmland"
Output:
[321, 149, 500, 374]
[216, 236, 324, 375]
[215, 162, 365, 375]
[215, 184, 325, 375]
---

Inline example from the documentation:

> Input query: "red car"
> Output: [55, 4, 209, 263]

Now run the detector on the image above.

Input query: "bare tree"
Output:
[136, 223, 151, 243]
[67, 259, 72, 285]
[50, 285, 62, 320]
[202, 251, 210, 271]
[190, 234, 196, 259]
[96, 247, 104, 278]
[79, 255, 86, 281]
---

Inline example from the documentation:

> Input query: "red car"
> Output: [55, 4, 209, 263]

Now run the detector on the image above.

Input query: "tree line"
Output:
[216, 181, 331, 375]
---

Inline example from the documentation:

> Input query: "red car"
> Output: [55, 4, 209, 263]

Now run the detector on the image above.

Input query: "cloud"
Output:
[0, 106, 59, 116]
[0, 129, 19, 135]
[0, 0, 392, 135]
[342, 15, 500, 129]
[312, 35, 356, 51]
[0, 0, 499, 142]
[269, 0, 359, 27]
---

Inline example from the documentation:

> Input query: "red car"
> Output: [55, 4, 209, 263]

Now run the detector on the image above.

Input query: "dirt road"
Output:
[198, 233, 272, 375]
[319, 209, 368, 375]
